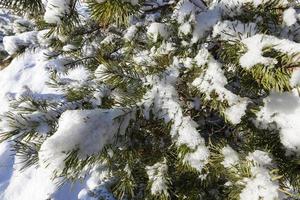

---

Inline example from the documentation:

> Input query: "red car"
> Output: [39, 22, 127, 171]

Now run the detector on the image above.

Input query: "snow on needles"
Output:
[147, 22, 170, 42]
[146, 159, 169, 196]
[3, 31, 38, 55]
[239, 34, 300, 69]
[240, 151, 281, 200]
[39, 108, 134, 173]
[192, 50, 249, 125]
[221, 145, 239, 168]
[256, 91, 300, 155]
[283, 7, 298, 27]
[44, 0, 71, 24]
[142, 60, 209, 172]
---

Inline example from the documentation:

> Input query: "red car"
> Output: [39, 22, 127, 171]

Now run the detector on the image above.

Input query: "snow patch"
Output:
[256, 91, 300, 154]
[39, 108, 134, 173]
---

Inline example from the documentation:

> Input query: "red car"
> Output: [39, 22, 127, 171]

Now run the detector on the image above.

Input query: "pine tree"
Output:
[0, 0, 300, 199]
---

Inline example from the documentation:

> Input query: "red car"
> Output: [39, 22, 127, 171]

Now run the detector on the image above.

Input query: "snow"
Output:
[142, 60, 209, 172]
[192, 9, 220, 43]
[0, 50, 58, 113]
[212, 20, 258, 41]
[212, 21, 300, 71]
[240, 150, 281, 200]
[256, 91, 300, 154]
[0, 28, 108, 200]
[0, 48, 87, 200]
[172, 0, 203, 24]
[192, 57, 249, 124]
[283, 7, 298, 27]
[0, 0, 300, 198]
[290, 68, 300, 87]
[194, 48, 210, 66]
[124, 25, 138, 41]
[147, 23, 170, 42]
[39, 108, 134, 173]
[183, 145, 210, 172]
[44, 0, 71, 24]
[60, 66, 91, 87]
[172, 0, 219, 42]
[3, 31, 38, 55]
[221, 145, 239, 168]
[78, 164, 115, 200]
[178, 22, 192, 35]
[0, 142, 14, 195]
[2, 161, 85, 200]
[239, 34, 300, 69]
[146, 159, 169, 196]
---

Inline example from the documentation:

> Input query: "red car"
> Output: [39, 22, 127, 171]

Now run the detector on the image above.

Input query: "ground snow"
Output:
[0, 50, 87, 200]
[0, 31, 92, 200]
[2, 161, 84, 200]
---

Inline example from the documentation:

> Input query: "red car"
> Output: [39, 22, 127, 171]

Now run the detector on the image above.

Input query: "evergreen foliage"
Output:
[0, 0, 300, 199]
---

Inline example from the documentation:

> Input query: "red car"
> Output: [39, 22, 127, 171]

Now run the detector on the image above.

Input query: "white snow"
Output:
[283, 7, 298, 27]
[192, 9, 220, 43]
[78, 164, 115, 200]
[60, 66, 91, 87]
[0, 142, 14, 195]
[240, 150, 281, 200]
[146, 159, 169, 196]
[142, 60, 209, 172]
[290, 68, 300, 87]
[194, 48, 210, 66]
[39, 108, 134, 173]
[0, 49, 87, 200]
[192, 58, 249, 124]
[3, 31, 38, 55]
[147, 23, 170, 42]
[0, 50, 58, 113]
[256, 91, 300, 154]
[44, 0, 71, 24]
[212, 20, 258, 41]
[183, 145, 210, 172]
[173, 0, 197, 24]
[0, 0, 300, 198]
[239, 34, 300, 69]
[221, 145, 239, 168]
[2, 160, 84, 200]
[124, 25, 138, 41]
[178, 22, 192, 35]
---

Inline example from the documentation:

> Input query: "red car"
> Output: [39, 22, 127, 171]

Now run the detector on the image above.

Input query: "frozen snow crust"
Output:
[0, 0, 300, 199]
